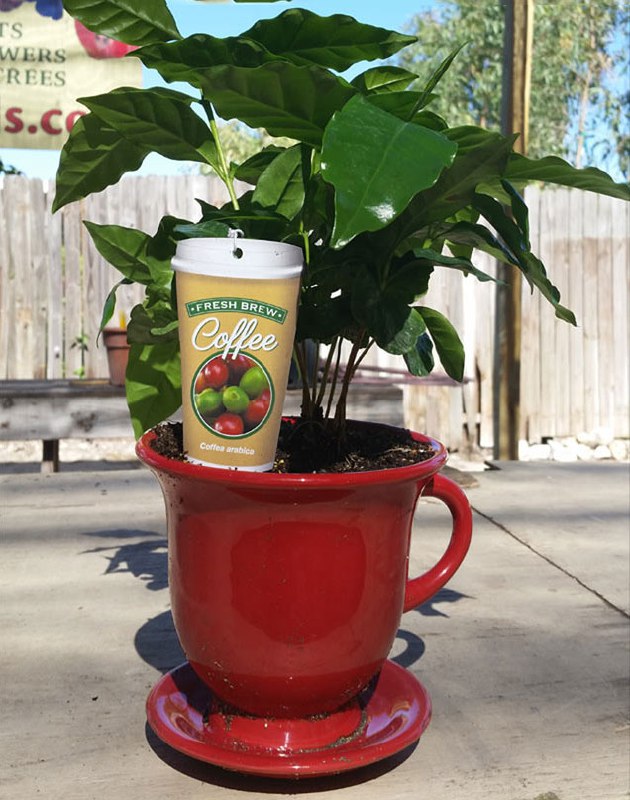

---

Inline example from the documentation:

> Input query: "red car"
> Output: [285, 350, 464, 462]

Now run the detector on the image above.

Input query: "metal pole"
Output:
[493, 0, 534, 460]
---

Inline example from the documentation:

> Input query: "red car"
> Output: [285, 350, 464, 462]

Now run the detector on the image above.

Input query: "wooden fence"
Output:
[404, 186, 629, 450]
[0, 174, 235, 383]
[0, 176, 627, 449]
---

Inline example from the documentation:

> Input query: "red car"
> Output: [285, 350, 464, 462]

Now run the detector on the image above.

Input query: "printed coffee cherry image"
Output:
[213, 413, 245, 437]
[226, 354, 253, 382]
[222, 385, 250, 415]
[240, 365, 268, 400]
[196, 388, 224, 419]
[193, 355, 272, 436]
[198, 356, 230, 391]
[244, 389, 271, 428]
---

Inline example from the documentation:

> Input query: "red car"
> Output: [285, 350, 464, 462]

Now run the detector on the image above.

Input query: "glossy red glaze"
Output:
[146, 660, 431, 778]
[137, 420, 472, 718]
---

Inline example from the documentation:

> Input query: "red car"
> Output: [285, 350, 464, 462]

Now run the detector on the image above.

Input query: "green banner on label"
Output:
[185, 297, 288, 324]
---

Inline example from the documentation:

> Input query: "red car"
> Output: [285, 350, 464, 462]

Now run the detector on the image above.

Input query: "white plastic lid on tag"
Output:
[172, 235, 304, 280]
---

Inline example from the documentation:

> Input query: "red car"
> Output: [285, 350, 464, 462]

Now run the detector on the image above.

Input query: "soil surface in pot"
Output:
[151, 420, 436, 474]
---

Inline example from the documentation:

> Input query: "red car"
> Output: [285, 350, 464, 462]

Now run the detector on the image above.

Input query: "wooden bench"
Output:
[0, 373, 464, 473]
[0, 380, 133, 473]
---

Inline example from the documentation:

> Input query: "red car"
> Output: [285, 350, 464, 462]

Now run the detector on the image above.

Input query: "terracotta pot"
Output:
[137, 420, 473, 719]
[102, 327, 129, 386]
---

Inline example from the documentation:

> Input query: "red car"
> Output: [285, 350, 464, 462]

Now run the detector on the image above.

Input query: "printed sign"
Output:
[0, 1, 141, 150]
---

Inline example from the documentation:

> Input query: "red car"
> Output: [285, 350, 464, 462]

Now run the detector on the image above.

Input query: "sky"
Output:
[1, 0, 433, 178]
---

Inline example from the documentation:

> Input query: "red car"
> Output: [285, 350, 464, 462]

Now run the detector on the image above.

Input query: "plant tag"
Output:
[172, 236, 302, 471]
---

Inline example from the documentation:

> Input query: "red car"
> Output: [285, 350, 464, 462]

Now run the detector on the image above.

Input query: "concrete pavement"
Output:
[1, 459, 628, 800]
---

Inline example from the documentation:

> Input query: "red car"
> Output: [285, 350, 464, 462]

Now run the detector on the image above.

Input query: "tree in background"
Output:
[398, 0, 629, 177]
[0, 159, 21, 175]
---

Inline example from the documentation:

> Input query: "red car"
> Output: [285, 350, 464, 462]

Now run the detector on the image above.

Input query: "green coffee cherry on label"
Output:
[196, 388, 224, 417]
[240, 366, 268, 399]
[222, 385, 250, 414]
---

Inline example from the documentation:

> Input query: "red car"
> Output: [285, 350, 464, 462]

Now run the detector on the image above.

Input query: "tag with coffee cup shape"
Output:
[172, 234, 303, 471]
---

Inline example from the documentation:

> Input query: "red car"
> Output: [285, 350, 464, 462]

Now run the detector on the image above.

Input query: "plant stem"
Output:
[293, 342, 312, 418]
[315, 337, 337, 409]
[202, 99, 240, 211]
[353, 338, 375, 372]
[324, 338, 344, 420]
[333, 333, 366, 428]
[210, 118, 241, 211]
[300, 226, 311, 266]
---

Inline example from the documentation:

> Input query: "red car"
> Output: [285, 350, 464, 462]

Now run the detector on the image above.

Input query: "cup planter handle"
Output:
[403, 473, 473, 612]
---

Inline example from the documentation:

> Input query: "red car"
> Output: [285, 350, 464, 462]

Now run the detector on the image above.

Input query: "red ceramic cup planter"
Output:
[139, 420, 472, 777]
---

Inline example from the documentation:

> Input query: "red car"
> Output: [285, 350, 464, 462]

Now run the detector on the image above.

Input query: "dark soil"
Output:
[150, 419, 436, 474]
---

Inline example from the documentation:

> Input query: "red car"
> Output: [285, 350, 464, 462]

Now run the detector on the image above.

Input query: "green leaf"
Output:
[443, 221, 518, 266]
[127, 303, 178, 344]
[62, 0, 180, 45]
[194, 193, 289, 241]
[394, 128, 514, 237]
[366, 91, 425, 121]
[412, 109, 449, 131]
[147, 215, 191, 259]
[351, 66, 418, 94]
[202, 62, 355, 147]
[134, 35, 272, 89]
[234, 146, 286, 184]
[383, 307, 427, 355]
[424, 128, 514, 218]
[501, 179, 530, 247]
[414, 43, 466, 110]
[297, 292, 352, 344]
[172, 220, 231, 239]
[252, 144, 308, 220]
[84, 222, 172, 286]
[242, 9, 416, 71]
[351, 260, 433, 348]
[79, 87, 218, 167]
[472, 193, 576, 324]
[126, 340, 182, 438]
[413, 247, 498, 282]
[53, 113, 147, 211]
[506, 153, 630, 201]
[99, 278, 132, 334]
[403, 327, 435, 377]
[321, 95, 457, 248]
[418, 306, 465, 382]
[446, 125, 515, 153]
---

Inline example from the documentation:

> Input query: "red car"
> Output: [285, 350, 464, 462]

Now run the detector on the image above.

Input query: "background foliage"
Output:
[397, 0, 629, 177]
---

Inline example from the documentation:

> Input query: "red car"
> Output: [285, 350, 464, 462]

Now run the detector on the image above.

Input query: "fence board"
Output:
[567, 190, 585, 435]
[596, 194, 616, 435]
[553, 188, 572, 435]
[521, 185, 542, 442]
[0, 177, 10, 379]
[0, 176, 627, 449]
[62, 201, 84, 379]
[5, 178, 35, 378]
[538, 188, 560, 436]
[611, 199, 629, 436]
[474, 256, 496, 449]
[582, 191, 602, 431]
[44, 182, 64, 379]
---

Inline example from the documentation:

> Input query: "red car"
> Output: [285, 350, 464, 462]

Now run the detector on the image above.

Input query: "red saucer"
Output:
[146, 661, 431, 778]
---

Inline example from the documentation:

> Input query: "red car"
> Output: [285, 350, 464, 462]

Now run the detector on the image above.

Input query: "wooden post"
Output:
[493, 0, 534, 460]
